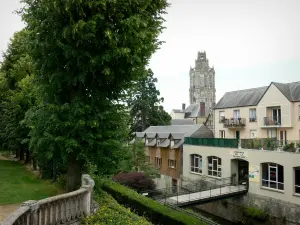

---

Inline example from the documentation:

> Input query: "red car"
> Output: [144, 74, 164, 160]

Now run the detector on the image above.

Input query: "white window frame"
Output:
[219, 111, 225, 121]
[208, 156, 222, 178]
[261, 163, 284, 191]
[154, 157, 162, 167]
[249, 108, 257, 121]
[295, 167, 300, 195]
[219, 130, 225, 138]
[190, 154, 202, 174]
[233, 110, 240, 119]
[168, 159, 176, 169]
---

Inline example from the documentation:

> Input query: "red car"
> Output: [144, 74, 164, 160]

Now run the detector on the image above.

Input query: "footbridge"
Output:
[142, 177, 248, 207]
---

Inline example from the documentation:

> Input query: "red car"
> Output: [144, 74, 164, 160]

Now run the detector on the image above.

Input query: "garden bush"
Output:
[113, 172, 156, 192]
[243, 207, 268, 221]
[83, 189, 152, 225]
[100, 179, 207, 225]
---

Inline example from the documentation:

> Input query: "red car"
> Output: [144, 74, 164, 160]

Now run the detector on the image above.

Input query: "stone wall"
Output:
[193, 193, 300, 225]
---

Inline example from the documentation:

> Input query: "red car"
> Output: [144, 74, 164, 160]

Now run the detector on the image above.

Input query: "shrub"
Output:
[113, 172, 156, 193]
[243, 207, 268, 221]
[100, 179, 207, 225]
[84, 189, 152, 225]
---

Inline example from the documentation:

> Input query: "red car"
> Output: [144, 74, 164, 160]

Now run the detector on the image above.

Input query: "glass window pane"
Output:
[270, 182, 277, 189]
[270, 167, 277, 181]
[295, 169, 300, 186]
[218, 158, 222, 165]
[191, 167, 194, 172]
[295, 186, 300, 194]
[278, 165, 284, 183]
[262, 180, 269, 187]
[262, 164, 269, 180]
[199, 158, 202, 169]
[208, 170, 212, 176]
[278, 183, 284, 190]
[191, 155, 194, 167]
[208, 157, 212, 164]
[218, 172, 222, 177]
[213, 171, 218, 177]
[213, 160, 217, 170]
[195, 158, 199, 167]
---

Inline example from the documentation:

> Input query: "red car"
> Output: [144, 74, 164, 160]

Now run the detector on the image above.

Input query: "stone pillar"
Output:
[81, 174, 95, 216]
[21, 200, 39, 225]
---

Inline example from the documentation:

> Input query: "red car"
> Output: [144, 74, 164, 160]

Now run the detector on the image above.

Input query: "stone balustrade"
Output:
[2, 174, 95, 225]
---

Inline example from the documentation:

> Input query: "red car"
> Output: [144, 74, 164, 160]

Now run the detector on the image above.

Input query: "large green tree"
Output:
[21, 0, 169, 190]
[128, 69, 171, 132]
[0, 30, 36, 162]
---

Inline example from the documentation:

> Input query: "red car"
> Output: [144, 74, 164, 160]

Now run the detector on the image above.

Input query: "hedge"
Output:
[83, 189, 152, 225]
[100, 180, 207, 225]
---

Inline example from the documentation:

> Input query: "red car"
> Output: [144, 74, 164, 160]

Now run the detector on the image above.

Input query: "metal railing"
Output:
[185, 137, 238, 148]
[264, 116, 281, 126]
[223, 118, 246, 128]
[142, 177, 247, 205]
[241, 139, 300, 153]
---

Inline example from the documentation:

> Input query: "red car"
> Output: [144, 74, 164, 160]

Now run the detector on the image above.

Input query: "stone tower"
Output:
[189, 51, 216, 108]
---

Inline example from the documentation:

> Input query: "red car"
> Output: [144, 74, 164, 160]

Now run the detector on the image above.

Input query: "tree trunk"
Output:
[66, 155, 83, 192]
[25, 149, 31, 164]
[52, 159, 57, 182]
[15, 149, 20, 158]
[32, 157, 37, 170]
[19, 148, 24, 161]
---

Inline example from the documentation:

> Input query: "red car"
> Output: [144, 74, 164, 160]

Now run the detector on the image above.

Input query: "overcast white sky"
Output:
[1, 0, 300, 113]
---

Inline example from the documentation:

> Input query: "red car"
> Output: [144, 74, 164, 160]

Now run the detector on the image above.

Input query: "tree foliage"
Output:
[20, 0, 169, 190]
[0, 30, 36, 163]
[127, 69, 171, 132]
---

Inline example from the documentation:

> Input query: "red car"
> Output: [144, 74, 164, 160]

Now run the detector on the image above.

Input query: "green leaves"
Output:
[127, 69, 171, 132]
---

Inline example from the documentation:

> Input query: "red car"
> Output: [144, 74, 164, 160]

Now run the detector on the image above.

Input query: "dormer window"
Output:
[171, 139, 174, 147]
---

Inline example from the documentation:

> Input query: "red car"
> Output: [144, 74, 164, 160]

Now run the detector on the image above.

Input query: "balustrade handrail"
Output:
[2, 174, 95, 225]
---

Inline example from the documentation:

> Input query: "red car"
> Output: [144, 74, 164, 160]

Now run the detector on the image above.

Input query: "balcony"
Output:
[223, 118, 246, 129]
[264, 116, 281, 126]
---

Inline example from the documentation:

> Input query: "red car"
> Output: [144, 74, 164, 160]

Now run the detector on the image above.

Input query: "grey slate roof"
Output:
[172, 139, 184, 149]
[171, 119, 194, 125]
[273, 81, 300, 102]
[146, 132, 157, 138]
[144, 125, 203, 138]
[146, 139, 156, 147]
[172, 109, 184, 113]
[158, 139, 170, 148]
[214, 81, 300, 110]
[214, 86, 268, 109]
[136, 132, 145, 138]
[184, 103, 210, 118]
[157, 133, 171, 139]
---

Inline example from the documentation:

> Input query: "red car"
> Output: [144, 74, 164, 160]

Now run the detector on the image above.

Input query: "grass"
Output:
[0, 160, 62, 205]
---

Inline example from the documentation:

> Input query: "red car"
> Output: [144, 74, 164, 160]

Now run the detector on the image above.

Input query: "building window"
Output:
[249, 109, 256, 122]
[233, 110, 240, 119]
[168, 159, 176, 169]
[267, 129, 277, 139]
[170, 139, 174, 147]
[219, 111, 225, 122]
[250, 130, 257, 139]
[190, 154, 202, 173]
[155, 157, 162, 167]
[219, 130, 225, 138]
[208, 156, 222, 177]
[295, 167, 300, 194]
[262, 163, 284, 191]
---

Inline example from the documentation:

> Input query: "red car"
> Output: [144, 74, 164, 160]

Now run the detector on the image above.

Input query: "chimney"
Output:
[182, 103, 186, 111]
